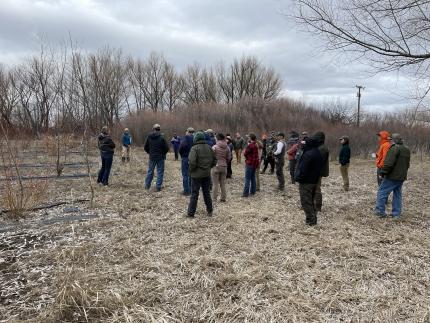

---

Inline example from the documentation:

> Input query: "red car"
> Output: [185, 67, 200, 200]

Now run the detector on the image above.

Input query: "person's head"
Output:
[290, 131, 299, 139]
[226, 135, 232, 143]
[173, 133, 177, 137]
[236, 132, 241, 138]
[262, 134, 268, 140]
[216, 133, 225, 141]
[101, 126, 109, 135]
[377, 130, 391, 142]
[391, 133, 403, 144]
[339, 135, 349, 145]
[186, 127, 195, 135]
[153, 123, 161, 131]
[277, 132, 285, 141]
[301, 131, 308, 139]
[124, 128, 129, 134]
[312, 131, 325, 144]
[193, 131, 205, 143]
[248, 133, 256, 142]
[206, 129, 214, 137]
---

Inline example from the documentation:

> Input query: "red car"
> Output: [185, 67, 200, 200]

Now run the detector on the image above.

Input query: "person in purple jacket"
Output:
[171, 133, 181, 161]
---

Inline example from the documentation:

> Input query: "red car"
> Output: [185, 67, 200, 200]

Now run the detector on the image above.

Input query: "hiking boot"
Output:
[186, 214, 195, 218]
[207, 211, 213, 217]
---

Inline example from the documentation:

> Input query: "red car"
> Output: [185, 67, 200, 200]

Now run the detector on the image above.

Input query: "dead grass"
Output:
[1, 148, 429, 322]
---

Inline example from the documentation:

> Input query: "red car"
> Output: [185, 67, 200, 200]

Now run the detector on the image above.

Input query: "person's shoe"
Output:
[186, 214, 195, 218]
[242, 194, 249, 198]
[121, 157, 125, 163]
[260, 171, 265, 174]
[374, 211, 387, 218]
[269, 171, 274, 175]
[207, 212, 213, 217]
[278, 187, 285, 191]
[156, 187, 162, 192]
[220, 199, 226, 202]
[126, 157, 130, 162]
[182, 191, 191, 196]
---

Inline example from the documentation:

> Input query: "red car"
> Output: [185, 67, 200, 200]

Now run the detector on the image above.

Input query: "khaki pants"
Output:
[122, 146, 131, 159]
[212, 166, 227, 201]
[340, 164, 349, 191]
[235, 149, 242, 163]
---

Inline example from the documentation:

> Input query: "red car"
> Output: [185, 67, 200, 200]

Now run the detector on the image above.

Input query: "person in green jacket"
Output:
[374, 133, 411, 218]
[338, 135, 351, 191]
[187, 131, 217, 218]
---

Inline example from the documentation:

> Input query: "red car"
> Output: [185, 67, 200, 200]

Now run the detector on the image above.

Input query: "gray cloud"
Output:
[0, 0, 415, 111]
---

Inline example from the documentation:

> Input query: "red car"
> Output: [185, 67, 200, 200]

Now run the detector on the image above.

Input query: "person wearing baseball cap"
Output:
[338, 135, 351, 191]
[144, 124, 169, 191]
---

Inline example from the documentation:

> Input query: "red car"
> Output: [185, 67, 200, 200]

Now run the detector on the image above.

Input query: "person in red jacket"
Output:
[242, 133, 259, 197]
[376, 131, 392, 185]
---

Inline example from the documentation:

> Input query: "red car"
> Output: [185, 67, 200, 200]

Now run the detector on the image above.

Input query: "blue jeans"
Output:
[145, 159, 165, 190]
[243, 165, 256, 196]
[375, 178, 404, 216]
[181, 158, 190, 194]
[97, 154, 113, 185]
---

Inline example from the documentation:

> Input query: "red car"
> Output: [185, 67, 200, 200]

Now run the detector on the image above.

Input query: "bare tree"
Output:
[292, 0, 430, 95]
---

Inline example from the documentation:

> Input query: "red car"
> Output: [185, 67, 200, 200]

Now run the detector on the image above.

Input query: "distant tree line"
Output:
[0, 46, 282, 135]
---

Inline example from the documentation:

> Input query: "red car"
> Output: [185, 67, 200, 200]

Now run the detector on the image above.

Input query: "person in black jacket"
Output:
[144, 124, 169, 191]
[294, 137, 324, 225]
[97, 126, 116, 186]
[179, 127, 195, 195]
[312, 131, 329, 211]
[338, 135, 351, 191]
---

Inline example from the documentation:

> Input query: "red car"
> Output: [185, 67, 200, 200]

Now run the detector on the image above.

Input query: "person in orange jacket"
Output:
[376, 131, 392, 185]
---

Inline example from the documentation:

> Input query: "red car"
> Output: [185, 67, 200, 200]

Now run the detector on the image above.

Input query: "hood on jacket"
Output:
[193, 131, 205, 143]
[303, 137, 320, 150]
[378, 130, 391, 145]
[99, 133, 108, 140]
[312, 131, 326, 145]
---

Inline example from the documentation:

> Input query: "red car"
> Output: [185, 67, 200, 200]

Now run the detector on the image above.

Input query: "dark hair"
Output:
[216, 133, 225, 140]
[249, 133, 256, 141]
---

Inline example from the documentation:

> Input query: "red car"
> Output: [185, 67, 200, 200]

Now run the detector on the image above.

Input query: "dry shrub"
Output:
[1, 177, 49, 218]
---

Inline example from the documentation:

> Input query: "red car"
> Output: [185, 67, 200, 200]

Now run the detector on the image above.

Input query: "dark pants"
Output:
[299, 183, 318, 225]
[174, 149, 179, 160]
[289, 159, 297, 184]
[97, 154, 113, 185]
[314, 177, 322, 211]
[275, 161, 285, 190]
[181, 158, 191, 194]
[227, 160, 233, 178]
[187, 177, 213, 216]
[262, 156, 275, 173]
[243, 165, 256, 196]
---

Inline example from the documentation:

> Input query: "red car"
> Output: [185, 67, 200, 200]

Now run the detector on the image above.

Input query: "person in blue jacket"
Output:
[171, 133, 181, 161]
[179, 127, 195, 195]
[121, 128, 132, 163]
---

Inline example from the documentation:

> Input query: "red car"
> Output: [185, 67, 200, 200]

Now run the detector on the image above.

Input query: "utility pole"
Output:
[356, 85, 364, 127]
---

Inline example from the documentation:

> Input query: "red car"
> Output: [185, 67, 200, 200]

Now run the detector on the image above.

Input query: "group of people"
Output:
[97, 124, 410, 225]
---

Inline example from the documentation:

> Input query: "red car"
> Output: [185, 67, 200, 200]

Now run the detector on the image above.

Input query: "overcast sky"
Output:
[0, 0, 416, 112]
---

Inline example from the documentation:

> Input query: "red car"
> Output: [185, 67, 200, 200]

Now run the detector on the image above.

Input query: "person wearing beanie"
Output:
[294, 137, 324, 225]
[121, 128, 132, 163]
[187, 131, 217, 217]
[338, 135, 351, 191]
[97, 126, 116, 186]
[375, 133, 410, 218]
[144, 124, 169, 191]
[179, 127, 195, 196]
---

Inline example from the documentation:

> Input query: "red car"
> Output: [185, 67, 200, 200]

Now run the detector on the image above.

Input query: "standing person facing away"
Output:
[234, 133, 245, 164]
[121, 128, 132, 163]
[97, 126, 116, 186]
[179, 127, 195, 196]
[261, 132, 276, 175]
[338, 135, 351, 191]
[375, 130, 392, 186]
[171, 133, 181, 161]
[187, 131, 217, 217]
[274, 132, 287, 191]
[144, 124, 169, 192]
[294, 137, 324, 226]
[242, 133, 260, 197]
[212, 133, 231, 202]
[375, 133, 410, 219]
[312, 131, 329, 212]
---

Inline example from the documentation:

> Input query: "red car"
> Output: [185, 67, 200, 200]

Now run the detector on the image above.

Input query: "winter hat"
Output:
[193, 131, 205, 143]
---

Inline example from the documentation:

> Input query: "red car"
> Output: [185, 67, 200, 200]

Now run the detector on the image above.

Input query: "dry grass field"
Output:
[1, 146, 430, 322]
